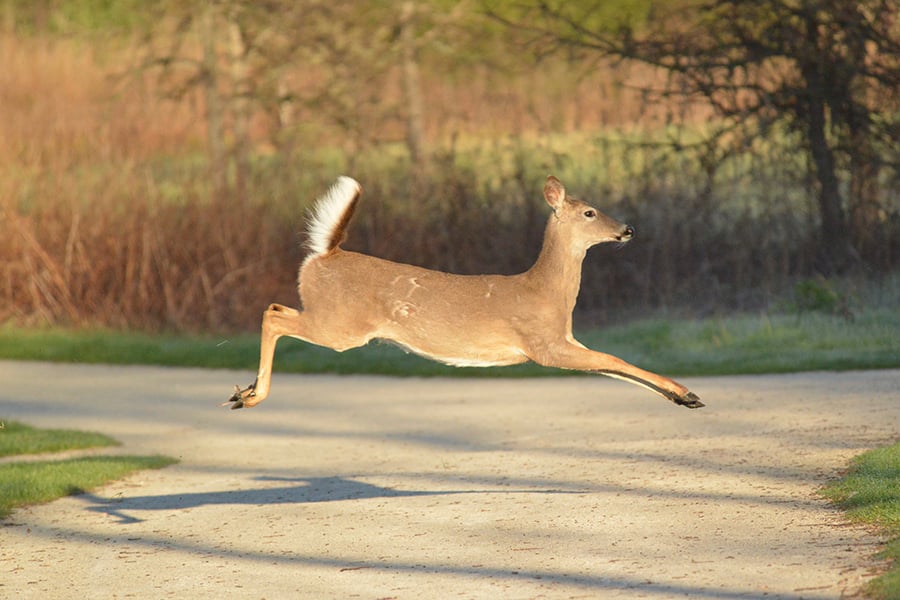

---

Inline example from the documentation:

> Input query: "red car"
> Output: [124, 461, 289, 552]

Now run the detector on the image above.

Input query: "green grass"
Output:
[0, 455, 177, 519]
[823, 442, 900, 599]
[0, 420, 177, 519]
[0, 420, 119, 458]
[1, 308, 897, 377]
[580, 309, 900, 376]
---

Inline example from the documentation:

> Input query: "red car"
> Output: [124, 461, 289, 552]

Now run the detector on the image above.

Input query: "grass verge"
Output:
[0, 420, 177, 519]
[0, 420, 119, 458]
[0, 309, 897, 377]
[0, 455, 178, 519]
[823, 442, 900, 600]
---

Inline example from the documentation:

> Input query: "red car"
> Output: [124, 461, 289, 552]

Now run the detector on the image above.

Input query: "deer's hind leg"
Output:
[226, 303, 373, 409]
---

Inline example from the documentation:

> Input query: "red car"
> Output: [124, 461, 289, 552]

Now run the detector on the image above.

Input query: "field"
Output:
[1, 18, 896, 333]
[1, 303, 898, 377]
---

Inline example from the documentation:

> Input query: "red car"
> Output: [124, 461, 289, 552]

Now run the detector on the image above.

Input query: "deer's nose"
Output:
[620, 225, 635, 240]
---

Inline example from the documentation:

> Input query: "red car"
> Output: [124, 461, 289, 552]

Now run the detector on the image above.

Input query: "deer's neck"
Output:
[527, 218, 586, 311]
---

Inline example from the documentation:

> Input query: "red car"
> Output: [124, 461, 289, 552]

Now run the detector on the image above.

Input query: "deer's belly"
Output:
[378, 337, 529, 368]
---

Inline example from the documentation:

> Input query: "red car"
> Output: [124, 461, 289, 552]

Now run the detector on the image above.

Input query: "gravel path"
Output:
[1, 361, 897, 599]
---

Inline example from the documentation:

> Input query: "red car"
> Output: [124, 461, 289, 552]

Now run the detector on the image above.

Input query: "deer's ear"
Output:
[543, 175, 566, 210]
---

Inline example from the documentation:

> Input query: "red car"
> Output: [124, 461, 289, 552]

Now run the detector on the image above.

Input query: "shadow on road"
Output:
[81, 475, 586, 524]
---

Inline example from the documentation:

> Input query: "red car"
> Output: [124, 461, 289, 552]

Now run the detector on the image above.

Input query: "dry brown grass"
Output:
[3, 186, 297, 330]
[0, 34, 892, 333]
[0, 36, 293, 330]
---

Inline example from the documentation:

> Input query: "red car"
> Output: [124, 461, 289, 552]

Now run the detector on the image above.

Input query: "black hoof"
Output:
[223, 384, 251, 410]
[676, 391, 704, 409]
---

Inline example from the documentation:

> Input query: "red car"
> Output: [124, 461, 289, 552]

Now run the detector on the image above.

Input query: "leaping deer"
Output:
[226, 175, 703, 410]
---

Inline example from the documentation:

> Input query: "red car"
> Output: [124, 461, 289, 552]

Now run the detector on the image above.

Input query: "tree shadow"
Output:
[81, 475, 585, 524]
[20, 514, 821, 600]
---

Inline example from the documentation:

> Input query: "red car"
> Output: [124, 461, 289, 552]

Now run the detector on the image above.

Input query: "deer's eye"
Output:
[583, 209, 596, 218]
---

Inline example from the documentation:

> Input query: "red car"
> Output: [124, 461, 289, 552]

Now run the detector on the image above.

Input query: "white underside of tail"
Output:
[305, 176, 361, 257]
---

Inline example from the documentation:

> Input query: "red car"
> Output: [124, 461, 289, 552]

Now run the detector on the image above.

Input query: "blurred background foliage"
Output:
[1, 0, 898, 332]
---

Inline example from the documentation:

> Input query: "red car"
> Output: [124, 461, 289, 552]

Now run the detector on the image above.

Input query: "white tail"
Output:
[304, 176, 361, 257]
[226, 175, 703, 410]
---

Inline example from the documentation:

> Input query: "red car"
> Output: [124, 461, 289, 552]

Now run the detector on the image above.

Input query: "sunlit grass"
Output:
[823, 442, 900, 599]
[0, 420, 118, 458]
[0, 420, 177, 519]
[0, 455, 177, 519]
[582, 308, 900, 376]
[0, 307, 897, 377]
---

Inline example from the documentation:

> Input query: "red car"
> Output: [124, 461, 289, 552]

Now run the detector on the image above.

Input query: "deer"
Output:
[226, 175, 703, 410]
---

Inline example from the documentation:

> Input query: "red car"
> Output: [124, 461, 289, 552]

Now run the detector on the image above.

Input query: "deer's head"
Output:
[543, 176, 633, 252]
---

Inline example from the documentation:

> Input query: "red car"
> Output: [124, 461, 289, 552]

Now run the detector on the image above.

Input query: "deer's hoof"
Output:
[676, 391, 704, 409]
[223, 384, 254, 410]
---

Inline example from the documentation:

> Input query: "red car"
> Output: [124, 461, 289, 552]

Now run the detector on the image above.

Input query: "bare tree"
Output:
[135, 1, 248, 200]
[400, 1, 427, 169]
[493, 0, 900, 272]
[265, 0, 475, 167]
[200, 2, 227, 197]
[135, 1, 490, 180]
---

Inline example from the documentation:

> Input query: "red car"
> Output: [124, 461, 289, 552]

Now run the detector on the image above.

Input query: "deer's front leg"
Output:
[531, 341, 704, 409]
[225, 303, 300, 410]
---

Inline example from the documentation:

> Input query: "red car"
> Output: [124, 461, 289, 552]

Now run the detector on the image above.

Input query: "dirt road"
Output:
[1, 361, 897, 599]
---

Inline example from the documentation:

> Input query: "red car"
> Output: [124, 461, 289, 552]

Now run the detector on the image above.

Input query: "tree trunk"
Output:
[229, 19, 250, 203]
[201, 2, 227, 198]
[400, 2, 426, 171]
[849, 128, 881, 263]
[844, 16, 882, 266]
[801, 14, 850, 273]
[806, 98, 849, 272]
